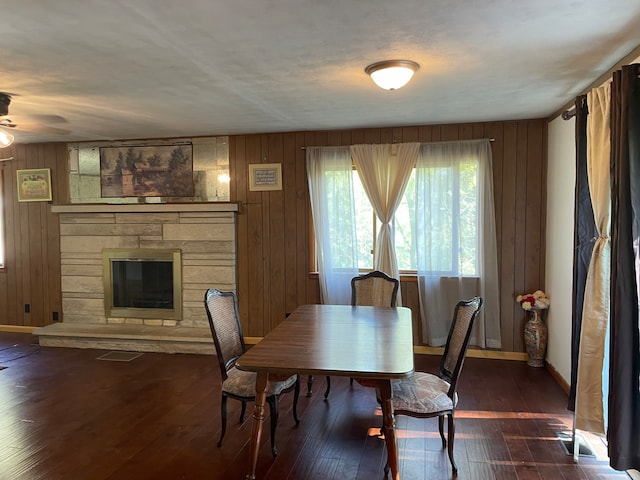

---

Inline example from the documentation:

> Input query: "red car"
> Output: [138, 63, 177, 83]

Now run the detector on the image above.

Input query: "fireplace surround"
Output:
[35, 202, 238, 353]
[103, 248, 182, 320]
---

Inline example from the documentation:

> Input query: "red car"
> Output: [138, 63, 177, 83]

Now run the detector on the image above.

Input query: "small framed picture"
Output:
[17, 168, 53, 202]
[248, 163, 282, 191]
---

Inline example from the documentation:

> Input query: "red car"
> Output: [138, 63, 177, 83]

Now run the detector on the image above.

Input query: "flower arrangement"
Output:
[516, 290, 550, 310]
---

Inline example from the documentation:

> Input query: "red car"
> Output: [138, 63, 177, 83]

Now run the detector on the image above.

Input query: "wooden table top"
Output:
[236, 304, 414, 379]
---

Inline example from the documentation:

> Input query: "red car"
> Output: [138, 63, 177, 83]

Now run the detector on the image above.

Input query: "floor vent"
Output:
[97, 351, 143, 362]
[557, 431, 595, 457]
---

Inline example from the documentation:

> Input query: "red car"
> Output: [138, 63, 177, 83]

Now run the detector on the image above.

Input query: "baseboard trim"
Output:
[247, 336, 528, 361]
[0, 325, 37, 333]
[546, 360, 570, 394]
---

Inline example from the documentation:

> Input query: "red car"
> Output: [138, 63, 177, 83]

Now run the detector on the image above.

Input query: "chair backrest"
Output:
[351, 270, 400, 307]
[439, 296, 483, 397]
[204, 288, 246, 381]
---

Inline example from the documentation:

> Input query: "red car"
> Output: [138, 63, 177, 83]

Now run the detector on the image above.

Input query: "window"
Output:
[352, 169, 418, 271]
[352, 161, 479, 275]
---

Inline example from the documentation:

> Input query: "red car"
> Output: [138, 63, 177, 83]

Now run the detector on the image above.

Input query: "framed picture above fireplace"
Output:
[99, 144, 194, 198]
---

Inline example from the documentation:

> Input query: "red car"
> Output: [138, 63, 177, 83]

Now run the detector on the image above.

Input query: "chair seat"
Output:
[392, 372, 458, 414]
[222, 367, 297, 398]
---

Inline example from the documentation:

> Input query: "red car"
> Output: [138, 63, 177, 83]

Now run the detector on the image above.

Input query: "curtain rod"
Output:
[562, 108, 576, 120]
[300, 138, 495, 150]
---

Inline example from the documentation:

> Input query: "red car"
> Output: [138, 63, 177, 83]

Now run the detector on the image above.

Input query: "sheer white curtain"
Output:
[415, 139, 500, 348]
[306, 146, 358, 304]
[350, 142, 420, 304]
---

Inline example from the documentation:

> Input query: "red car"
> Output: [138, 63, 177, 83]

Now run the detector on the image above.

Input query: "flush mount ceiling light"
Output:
[0, 128, 14, 148]
[365, 60, 419, 90]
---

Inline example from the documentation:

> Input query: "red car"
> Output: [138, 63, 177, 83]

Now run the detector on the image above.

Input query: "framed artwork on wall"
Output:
[99, 144, 194, 198]
[248, 163, 282, 191]
[17, 168, 52, 202]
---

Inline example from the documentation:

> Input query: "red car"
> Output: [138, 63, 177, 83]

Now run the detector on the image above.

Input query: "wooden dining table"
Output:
[235, 304, 415, 480]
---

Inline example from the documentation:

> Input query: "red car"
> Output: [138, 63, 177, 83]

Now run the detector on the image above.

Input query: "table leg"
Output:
[379, 379, 400, 480]
[246, 372, 268, 480]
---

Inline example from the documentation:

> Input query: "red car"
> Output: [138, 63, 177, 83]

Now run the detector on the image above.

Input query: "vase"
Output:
[523, 309, 548, 367]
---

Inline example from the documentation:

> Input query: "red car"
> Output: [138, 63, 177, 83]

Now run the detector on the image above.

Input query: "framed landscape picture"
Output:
[17, 168, 52, 202]
[99, 144, 194, 198]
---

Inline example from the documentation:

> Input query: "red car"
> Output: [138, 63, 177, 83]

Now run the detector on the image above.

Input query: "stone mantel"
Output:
[51, 202, 239, 214]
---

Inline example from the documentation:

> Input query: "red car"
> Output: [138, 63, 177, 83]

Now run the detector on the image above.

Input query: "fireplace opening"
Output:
[103, 249, 182, 320]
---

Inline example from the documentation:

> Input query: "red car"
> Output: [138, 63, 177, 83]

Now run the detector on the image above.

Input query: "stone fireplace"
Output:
[35, 202, 238, 354]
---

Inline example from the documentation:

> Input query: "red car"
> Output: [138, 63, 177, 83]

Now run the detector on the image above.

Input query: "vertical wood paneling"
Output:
[0, 143, 64, 327]
[0, 119, 547, 353]
[513, 122, 530, 351]
[229, 119, 548, 352]
[245, 135, 265, 336]
[283, 133, 298, 318]
[267, 134, 286, 330]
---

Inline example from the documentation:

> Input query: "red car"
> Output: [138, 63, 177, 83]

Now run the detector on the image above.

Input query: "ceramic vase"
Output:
[523, 308, 548, 367]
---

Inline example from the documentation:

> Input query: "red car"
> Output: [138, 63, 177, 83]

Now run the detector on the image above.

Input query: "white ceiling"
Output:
[2, 0, 640, 144]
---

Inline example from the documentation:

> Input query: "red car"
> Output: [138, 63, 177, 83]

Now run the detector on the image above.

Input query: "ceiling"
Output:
[3, 0, 640, 144]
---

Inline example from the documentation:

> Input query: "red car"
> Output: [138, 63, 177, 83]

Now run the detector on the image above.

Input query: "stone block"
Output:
[61, 236, 139, 254]
[163, 223, 234, 241]
[62, 275, 103, 295]
[183, 265, 235, 284]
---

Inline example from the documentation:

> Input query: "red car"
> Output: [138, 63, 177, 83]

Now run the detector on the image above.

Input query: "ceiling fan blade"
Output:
[7, 114, 68, 124]
[12, 123, 71, 135]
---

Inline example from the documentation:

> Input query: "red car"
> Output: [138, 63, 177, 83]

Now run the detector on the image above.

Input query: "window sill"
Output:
[307, 271, 418, 282]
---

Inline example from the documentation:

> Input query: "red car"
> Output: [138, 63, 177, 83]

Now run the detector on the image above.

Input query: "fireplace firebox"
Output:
[102, 248, 182, 320]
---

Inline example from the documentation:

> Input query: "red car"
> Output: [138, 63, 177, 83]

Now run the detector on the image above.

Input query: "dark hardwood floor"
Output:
[0, 332, 627, 480]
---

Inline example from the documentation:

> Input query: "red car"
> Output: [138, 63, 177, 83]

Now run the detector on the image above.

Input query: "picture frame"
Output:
[248, 163, 282, 191]
[99, 144, 194, 198]
[17, 168, 52, 202]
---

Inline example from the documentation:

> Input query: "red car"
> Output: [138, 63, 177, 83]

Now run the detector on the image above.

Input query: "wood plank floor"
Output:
[0, 332, 628, 480]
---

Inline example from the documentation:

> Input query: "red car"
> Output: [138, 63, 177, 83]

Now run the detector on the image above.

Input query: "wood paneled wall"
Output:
[0, 118, 547, 353]
[0, 143, 67, 327]
[230, 120, 547, 353]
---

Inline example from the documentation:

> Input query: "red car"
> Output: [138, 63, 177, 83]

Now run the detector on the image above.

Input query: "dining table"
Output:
[235, 303, 415, 480]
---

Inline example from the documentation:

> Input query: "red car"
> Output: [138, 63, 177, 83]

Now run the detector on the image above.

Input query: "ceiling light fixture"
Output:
[0, 128, 14, 148]
[365, 60, 419, 91]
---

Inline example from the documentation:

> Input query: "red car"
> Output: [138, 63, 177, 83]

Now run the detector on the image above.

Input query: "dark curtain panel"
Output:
[609, 63, 640, 471]
[568, 95, 596, 411]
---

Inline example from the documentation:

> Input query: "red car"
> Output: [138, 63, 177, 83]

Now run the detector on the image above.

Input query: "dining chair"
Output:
[383, 296, 483, 476]
[351, 269, 400, 307]
[319, 270, 400, 400]
[204, 288, 300, 458]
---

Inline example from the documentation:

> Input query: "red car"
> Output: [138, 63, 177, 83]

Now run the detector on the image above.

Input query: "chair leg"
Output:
[266, 396, 279, 457]
[239, 400, 247, 423]
[306, 375, 314, 396]
[323, 376, 331, 400]
[438, 415, 446, 448]
[292, 376, 301, 425]
[218, 395, 228, 447]
[447, 413, 458, 475]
